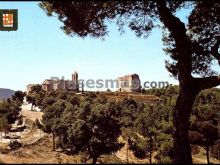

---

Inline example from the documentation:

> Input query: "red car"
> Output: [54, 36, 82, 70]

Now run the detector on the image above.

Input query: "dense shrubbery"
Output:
[33, 86, 175, 163]
[9, 140, 22, 150]
[0, 91, 25, 137]
[28, 84, 220, 163]
[144, 86, 220, 163]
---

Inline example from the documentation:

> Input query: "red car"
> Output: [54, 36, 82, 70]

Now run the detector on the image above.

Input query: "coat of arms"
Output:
[3, 13, 14, 27]
[0, 9, 18, 31]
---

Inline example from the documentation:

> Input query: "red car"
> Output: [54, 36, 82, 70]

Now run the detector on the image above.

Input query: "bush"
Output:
[0, 146, 10, 154]
[159, 156, 173, 164]
[9, 140, 22, 150]
[191, 144, 199, 155]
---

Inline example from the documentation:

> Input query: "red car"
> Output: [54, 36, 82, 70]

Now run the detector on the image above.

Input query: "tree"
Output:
[0, 117, 10, 138]
[0, 100, 21, 125]
[0, 98, 22, 138]
[57, 90, 68, 100]
[130, 104, 161, 164]
[120, 98, 140, 163]
[67, 95, 80, 107]
[189, 122, 219, 164]
[12, 90, 26, 104]
[144, 86, 177, 163]
[61, 100, 124, 164]
[39, 1, 220, 163]
[0, 92, 24, 140]
[41, 99, 67, 150]
[41, 96, 57, 110]
[189, 91, 220, 164]
[210, 141, 220, 161]
[26, 84, 45, 110]
[26, 94, 36, 111]
[31, 84, 43, 93]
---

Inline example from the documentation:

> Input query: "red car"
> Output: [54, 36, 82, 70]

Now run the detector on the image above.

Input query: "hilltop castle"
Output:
[27, 71, 141, 94]
[41, 71, 79, 92]
[26, 71, 79, 93]
[118, 73, 141, 92]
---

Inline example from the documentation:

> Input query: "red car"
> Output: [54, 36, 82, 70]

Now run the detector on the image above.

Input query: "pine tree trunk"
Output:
[52, 132, 55, 151]
[31, 103, 33, 111]
[150, 1, 220, 163]
[92, 156, 97, 164]
[149, 135, 153, 164]
[157, 2, 195, 162]
[206, 147, 210, 164]
[126, 140, 129, 163]
[173, 88, 197, 164]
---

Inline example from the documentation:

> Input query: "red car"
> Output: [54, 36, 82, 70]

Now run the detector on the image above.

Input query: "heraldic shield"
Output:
[0, 9, 18, 31]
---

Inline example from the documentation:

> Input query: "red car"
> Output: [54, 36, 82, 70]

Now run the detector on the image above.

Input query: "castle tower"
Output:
[72, 71, 79, 91]
[72, 71, 78, 82]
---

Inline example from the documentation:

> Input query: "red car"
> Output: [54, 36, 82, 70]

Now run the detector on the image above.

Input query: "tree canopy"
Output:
[39, 1, 220, 163]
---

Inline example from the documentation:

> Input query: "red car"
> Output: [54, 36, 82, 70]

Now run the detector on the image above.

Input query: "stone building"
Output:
[42, 71, 79, 92]
[118, 73, 141, 92]
[26, 84, 35, 94]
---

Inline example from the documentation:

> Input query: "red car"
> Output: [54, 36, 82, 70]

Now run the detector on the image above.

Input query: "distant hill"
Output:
[0, 88, 15, 100]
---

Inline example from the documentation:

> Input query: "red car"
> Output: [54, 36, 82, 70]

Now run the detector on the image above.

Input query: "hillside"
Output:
[0, 88, 15, 100]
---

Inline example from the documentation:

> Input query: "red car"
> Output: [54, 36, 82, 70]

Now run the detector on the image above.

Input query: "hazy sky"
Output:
[0, 2, 194, 91]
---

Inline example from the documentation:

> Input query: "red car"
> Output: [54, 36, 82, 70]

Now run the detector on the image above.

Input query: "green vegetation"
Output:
[189, 89, 220, 164]
[39, 1, 220, 163]
[9, 140, 22, 150]
[0, 90, 25, 138]
[23, 83, 220, 164]
[26, 85, 46, 110]
[143, 86, 220, 164]
[1, 84, 219, 164]
[1, 1, 219, 163]
[39, 93, 124, 164]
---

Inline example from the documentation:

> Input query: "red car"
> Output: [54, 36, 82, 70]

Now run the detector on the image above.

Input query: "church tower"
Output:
[72, 71, 79, 91]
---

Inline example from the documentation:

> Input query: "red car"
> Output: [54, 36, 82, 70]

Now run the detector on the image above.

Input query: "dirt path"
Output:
[115, 136, 156, 164]
[193, 154, 220, 164]
[0, 135, 62, 164]
[21, 103, 43, 121]
[20, 103, 44, 145]
[0, 103, 44, 145]
[0, 135, 120, 164]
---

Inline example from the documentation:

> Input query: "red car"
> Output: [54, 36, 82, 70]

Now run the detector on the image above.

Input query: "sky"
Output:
[0, 2, 193, 91]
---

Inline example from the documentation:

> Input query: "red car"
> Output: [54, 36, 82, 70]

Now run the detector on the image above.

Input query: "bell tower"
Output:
[72, 71, 79, 91]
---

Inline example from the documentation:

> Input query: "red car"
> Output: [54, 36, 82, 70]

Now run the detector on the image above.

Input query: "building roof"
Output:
[118, 73, 140, 80]
[26, 84, 35, 87]
[42, 79, 57, 85]
[73, 71, 78, 74]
